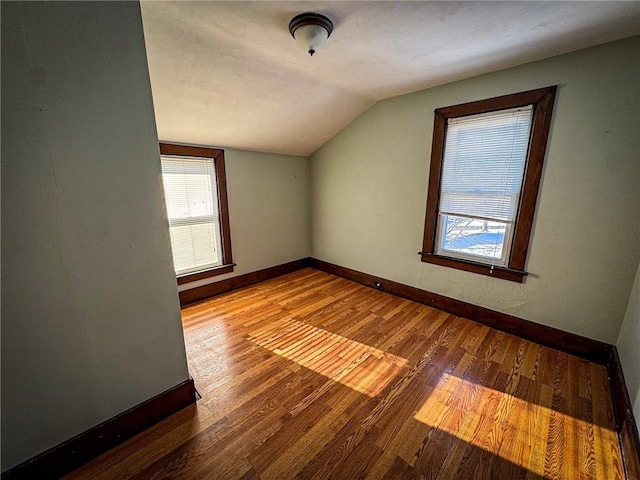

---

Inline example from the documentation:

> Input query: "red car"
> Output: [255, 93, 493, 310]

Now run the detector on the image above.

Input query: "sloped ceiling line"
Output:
[141, 1, 640, 156]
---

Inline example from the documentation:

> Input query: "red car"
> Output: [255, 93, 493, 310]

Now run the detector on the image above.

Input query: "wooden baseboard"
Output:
[608, 347, 640, 480]
[309, 258, 612, 365]
[1, 378, 196, 480]
[179, 257, 311, 306]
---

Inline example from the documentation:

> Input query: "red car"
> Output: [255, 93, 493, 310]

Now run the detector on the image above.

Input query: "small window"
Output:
[420, 87, 556, 282]
[160, 143, 234, 284]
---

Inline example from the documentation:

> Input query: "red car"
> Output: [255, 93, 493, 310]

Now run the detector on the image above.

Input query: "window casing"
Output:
[160, 143, 234, 284]
[420, 87, 556, 282]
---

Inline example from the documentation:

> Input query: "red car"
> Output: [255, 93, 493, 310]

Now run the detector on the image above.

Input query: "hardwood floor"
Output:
[67, 268, 624, 479]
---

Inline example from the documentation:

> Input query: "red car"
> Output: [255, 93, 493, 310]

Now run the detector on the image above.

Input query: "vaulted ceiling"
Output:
[141, 1, 640, 156]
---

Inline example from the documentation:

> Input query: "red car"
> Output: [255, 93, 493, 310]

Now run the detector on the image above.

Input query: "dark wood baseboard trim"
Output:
[179, 257, 311, 307]
[608, 347, 640, 480]
[1, 378, 196, 480]
[308, 258, 612, 365]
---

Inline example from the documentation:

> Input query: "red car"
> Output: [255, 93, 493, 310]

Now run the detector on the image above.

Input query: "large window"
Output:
[160, 143, 234, 284]
[420, 87, 556, 282]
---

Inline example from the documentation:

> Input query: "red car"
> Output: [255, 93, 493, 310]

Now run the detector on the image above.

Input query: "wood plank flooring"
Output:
[67, 268, 624, 479]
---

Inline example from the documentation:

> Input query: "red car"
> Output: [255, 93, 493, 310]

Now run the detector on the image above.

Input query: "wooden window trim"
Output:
[160, 142, 234, 285]
[420, 86, 557, 283]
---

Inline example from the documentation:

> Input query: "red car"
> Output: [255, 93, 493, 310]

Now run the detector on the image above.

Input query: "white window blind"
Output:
[161, 155, 222, 275]
[436, 106, 533, 263]
[440, 106, 532, 221]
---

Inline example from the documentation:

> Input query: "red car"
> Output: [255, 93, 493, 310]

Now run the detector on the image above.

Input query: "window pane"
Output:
[163, 172, 215, 219]
[438, 214, 508, 263]
[161, 155, 223, 275]
[169, 223, 221, 274]
[440, 106, 532, 222]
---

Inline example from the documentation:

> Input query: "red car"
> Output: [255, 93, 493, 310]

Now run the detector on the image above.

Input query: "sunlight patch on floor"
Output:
[413, 373, 614, 477]
[248, 318, 407, 396]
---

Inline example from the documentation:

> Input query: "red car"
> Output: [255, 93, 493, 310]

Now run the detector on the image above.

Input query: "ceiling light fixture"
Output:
[288, 12, 333, 57]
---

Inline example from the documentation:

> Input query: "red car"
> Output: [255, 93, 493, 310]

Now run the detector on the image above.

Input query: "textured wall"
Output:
[1, 2, 190, 470]
[618, 264, 640, 434]
[311, 36, 640, 343]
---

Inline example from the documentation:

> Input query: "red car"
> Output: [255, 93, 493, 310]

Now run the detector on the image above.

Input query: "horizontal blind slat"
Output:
[440, 106, 532, 222]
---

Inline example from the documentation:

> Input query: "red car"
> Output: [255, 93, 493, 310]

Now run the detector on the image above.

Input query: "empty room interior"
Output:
[2, 1, 640, 479]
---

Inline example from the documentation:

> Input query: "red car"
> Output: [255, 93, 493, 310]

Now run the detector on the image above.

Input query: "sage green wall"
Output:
[1, 2, 189, 470]
[177, 148, 310, 292]
[617, 263, 640, 434]
[310, 36, 640, 344]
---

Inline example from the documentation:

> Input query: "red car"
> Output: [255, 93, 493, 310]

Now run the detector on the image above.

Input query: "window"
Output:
[420, 87, 556, 282]
[160, 143, 234, 284]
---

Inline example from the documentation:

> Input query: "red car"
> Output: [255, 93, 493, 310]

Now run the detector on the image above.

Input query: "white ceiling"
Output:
[141, 1, 640, 156]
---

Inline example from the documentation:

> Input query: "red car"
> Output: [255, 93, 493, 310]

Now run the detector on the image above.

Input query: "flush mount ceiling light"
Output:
[288, 12, 333, 56]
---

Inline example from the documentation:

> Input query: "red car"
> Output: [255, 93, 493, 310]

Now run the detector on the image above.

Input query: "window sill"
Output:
[419, 252, 526, 283]
[176, 263, 236, 285]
